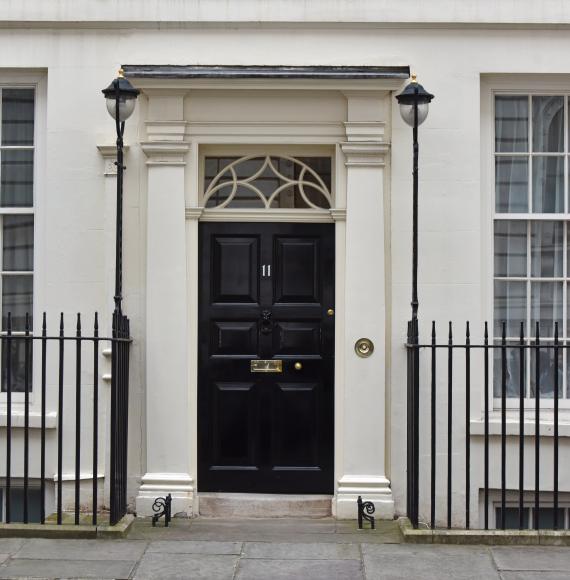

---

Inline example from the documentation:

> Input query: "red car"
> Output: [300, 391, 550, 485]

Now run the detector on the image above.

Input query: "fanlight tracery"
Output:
[203, 155, 333, 210]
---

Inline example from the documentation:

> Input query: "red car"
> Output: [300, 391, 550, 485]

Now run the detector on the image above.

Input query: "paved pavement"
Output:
[0, 518, 568, 578]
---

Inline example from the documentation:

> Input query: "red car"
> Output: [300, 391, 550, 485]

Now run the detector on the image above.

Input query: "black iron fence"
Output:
[1, 311, 131, 526]
[407, 319, 567, 531]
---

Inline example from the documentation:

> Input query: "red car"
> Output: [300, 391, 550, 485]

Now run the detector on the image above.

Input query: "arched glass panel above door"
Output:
[203, 156, 332, 210]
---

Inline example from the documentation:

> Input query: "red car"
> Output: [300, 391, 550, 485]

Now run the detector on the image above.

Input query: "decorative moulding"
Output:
[197, 208, 335, 223]
[141, 141, 190, 166]
[340, 141, 390, 167]
[97, 144, 130, 176]
[146, 121, 188, 143]
[185, 207, 205, 220]
[344, 121, 386, 143]
[330, 208, 347, 221]
[186, 121, 344, 142]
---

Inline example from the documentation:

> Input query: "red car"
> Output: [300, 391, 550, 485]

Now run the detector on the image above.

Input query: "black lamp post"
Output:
[396, 73, 434, 323]
[396, 73, 433, 529]
[102, 69, 140, 315]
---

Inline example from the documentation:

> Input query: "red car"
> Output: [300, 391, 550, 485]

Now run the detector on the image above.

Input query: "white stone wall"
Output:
[0, 1, 568, 522]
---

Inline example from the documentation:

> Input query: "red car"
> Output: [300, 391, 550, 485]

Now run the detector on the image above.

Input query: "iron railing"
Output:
[407, 319, 567, 531]
[1, 311, 131, 526]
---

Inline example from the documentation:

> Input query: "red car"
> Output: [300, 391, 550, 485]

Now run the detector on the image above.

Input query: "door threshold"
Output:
[198, 493, 333, 518]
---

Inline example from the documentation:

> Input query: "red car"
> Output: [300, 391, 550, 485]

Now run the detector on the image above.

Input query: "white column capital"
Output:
[340, 141, 390, 167]
[141, 142, 190, 166]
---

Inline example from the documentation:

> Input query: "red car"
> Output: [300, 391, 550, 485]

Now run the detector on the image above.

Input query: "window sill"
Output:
[0, 411, 57, 429]
[471, 419, 570, 438]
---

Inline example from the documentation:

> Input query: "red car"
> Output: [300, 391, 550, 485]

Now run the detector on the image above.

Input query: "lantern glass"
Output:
[399, 102, 429, 127]
[105, 95, 137, 122]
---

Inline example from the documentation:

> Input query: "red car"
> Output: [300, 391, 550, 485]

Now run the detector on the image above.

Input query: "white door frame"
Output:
[136, 82, 396, 519]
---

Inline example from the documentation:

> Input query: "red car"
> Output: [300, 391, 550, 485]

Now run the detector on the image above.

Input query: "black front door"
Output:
[198, 222, 335, 494]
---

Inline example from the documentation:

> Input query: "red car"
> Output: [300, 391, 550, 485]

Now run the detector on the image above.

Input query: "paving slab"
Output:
[134, 552, 238, 580]
[243, 541, 360, 560]
[0, 558, 136, 579]
[500, 573, 570, 580]
[235, 558, 364, 580]
[0, 539, 25, 554]
[362, 544, 500, 580]
[15, 538, 148, 561]
[147, 540, 242, 555]
[492, 546, 570, 571]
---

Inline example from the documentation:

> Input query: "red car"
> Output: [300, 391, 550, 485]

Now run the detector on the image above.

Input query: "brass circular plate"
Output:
[355, 338, 374, 358]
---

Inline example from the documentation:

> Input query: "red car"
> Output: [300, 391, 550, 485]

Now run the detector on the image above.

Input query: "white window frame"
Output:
[0, 73, 46, 407]
[482, 75, 570, 412]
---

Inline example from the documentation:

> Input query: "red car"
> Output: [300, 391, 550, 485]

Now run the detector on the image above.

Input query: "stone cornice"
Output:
[141, 141, 190, 166]
[340, 141, 390, 167]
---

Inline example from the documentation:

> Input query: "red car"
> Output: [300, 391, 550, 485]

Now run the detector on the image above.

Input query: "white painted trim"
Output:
[197, 208, 334, 223]
[0, 410, 56, 429]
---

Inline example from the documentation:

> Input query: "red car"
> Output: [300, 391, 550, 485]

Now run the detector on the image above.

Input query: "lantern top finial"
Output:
[118, 68, 125, 78]
[411, 72, 417, 83]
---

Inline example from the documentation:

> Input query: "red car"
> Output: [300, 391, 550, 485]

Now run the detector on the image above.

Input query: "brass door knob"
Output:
[327, 308, 334, 316]
[294, 362, 303, 371]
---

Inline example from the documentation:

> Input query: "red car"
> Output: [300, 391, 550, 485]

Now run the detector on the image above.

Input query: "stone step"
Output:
[198, 493, 333, 518]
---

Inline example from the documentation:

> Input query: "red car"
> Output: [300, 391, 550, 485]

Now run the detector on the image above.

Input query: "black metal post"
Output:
[114, 83, 125, 316]
[406, 98, 421, 530]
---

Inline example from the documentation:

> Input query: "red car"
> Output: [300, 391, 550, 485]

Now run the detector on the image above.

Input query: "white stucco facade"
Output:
[0, 0, 569, 526]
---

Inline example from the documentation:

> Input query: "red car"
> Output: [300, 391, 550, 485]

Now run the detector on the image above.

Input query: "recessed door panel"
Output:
[211, 321, 258, 357]
[274, 321, 321, 356]
[212, 236, 259, 304]
[274, 237, 320, 303]
[199, 222, 334, 494]
[210, 382, 258, 468]
[272, 382, 319, 468]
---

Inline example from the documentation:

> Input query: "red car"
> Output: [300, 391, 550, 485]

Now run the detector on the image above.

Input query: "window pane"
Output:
[496, 157, 528, 213]
[2, 275, 32, 331]
[1, 149, 33, 207]
[532, 508, 566, 529]
[493, 342, 525, 398]
[531, 221, 563, 278]
[1, 336, 32, 393]
[3, 215, 33, 271]
[495, 96, 528, 152]
[496, 507, 529, 530]
[494, 280, 526, 337]
[6, 488, 41, 522]
[494, 220, 527, 277]
[204, 156, 331, 209]
[532, 96, 564, 152]
[532, 156, 564, 213]
[530, 281, 562, 337]
[530, 345, 562, 399]
[2, 89, 34, 146]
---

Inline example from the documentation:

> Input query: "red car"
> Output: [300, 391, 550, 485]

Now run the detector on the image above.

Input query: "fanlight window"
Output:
[203, 156, 332, 209]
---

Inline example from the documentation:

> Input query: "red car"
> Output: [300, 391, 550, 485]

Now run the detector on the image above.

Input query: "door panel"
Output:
[198, 222, 335, 494]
